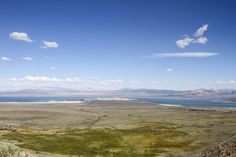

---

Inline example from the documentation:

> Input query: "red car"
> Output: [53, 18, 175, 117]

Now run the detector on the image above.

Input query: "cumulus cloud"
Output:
[145, 52, 219, 58]
[1, 57, 11, 61]
[105, 79, 124, 83]
[193, 36, 208, 44]
[9, 32, 33, 43]
[165, 68, 173, 72]
[21, 76, 60, 82]
[41, 41, 59, 49]
[176, 36, 194, 48]
[65, 77, 82, 82]
[176, 24, 209, 48]
[194, 24, 208, 37]
[10, 76, 125, 85]
[22, 57, 33, 61]
[5, 76, 127, 90]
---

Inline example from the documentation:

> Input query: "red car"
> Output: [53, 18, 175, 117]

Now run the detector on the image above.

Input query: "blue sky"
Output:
[0, 0, 236, 90]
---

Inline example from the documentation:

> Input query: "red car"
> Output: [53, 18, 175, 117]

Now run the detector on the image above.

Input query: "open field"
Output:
[0, 100, 236, 156]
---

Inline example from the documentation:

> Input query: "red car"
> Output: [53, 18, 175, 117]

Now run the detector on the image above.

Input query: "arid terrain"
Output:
[0, 100, 236, 157]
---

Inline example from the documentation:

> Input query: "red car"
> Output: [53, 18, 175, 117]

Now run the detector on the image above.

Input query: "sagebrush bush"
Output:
[0, 141, 20, 157]
[0, 141, 36, 157]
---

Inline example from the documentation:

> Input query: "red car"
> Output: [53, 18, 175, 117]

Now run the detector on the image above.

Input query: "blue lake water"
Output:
[0, 96, 236, 109]
[136, 97, 236, 109]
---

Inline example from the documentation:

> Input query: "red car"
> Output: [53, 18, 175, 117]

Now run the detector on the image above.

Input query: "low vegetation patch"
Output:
[0, 141, 20, 157]
[1, 122, 204, 156]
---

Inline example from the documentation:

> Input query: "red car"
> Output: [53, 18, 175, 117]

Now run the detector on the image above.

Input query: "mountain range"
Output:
[0, 88, 236, 102]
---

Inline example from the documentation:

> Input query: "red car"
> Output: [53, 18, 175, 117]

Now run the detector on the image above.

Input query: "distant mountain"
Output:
[180, 89, 236, 99]
[116, 88, 236, 98]
[220, 96, 236, 103]
[0, 88, 236, 100]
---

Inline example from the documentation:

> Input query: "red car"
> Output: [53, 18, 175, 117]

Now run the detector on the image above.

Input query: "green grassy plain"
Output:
[2, 125, 203, 156]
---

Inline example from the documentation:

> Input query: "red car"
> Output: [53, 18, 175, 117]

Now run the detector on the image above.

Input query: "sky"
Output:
[0, 0, 236, 90]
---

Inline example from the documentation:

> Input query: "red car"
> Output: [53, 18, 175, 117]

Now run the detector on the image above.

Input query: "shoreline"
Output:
[158, 103, 236, 111]
[0, 100, 235, 111]
[159, 103, 183, 107]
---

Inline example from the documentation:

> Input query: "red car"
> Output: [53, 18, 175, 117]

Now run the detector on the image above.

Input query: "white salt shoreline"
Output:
[96, 97, 133, 101]
[159, 103, 183, 107]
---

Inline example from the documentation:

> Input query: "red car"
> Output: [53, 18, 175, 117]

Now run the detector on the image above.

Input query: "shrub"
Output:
[0, 141, 20, 157]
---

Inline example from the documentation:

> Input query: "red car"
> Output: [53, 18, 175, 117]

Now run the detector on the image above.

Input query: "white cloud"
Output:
[5, 76, 128, 90]
[1, 57, 11, 61]
[229, 80, 236, 84]
[193, 36, 208, 44]
[64, 77, 82, 82]
[105, 79, 124, 83]
[165, 68, 173, 72]
[145, 52, 219, 58]
[194, 24, 208, 37]
[50, 66, 56, 70]
[41, 41, 59, 49]
[99, 79, 124, 85]
[21, 76, 61, 82]
[176, 36, 194, 48]
[176, 24, 209, 48]
[11, 76, 124, 85]
[9, 32, 33, 43]
[22, 57, 33, 61]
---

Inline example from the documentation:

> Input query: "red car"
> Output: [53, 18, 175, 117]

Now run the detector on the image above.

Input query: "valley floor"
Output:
[0, 100, 236, 156]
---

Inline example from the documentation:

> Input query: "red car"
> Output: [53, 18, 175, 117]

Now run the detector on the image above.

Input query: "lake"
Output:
[137, 97, 236, 109]
[0, 96, 236, 109]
